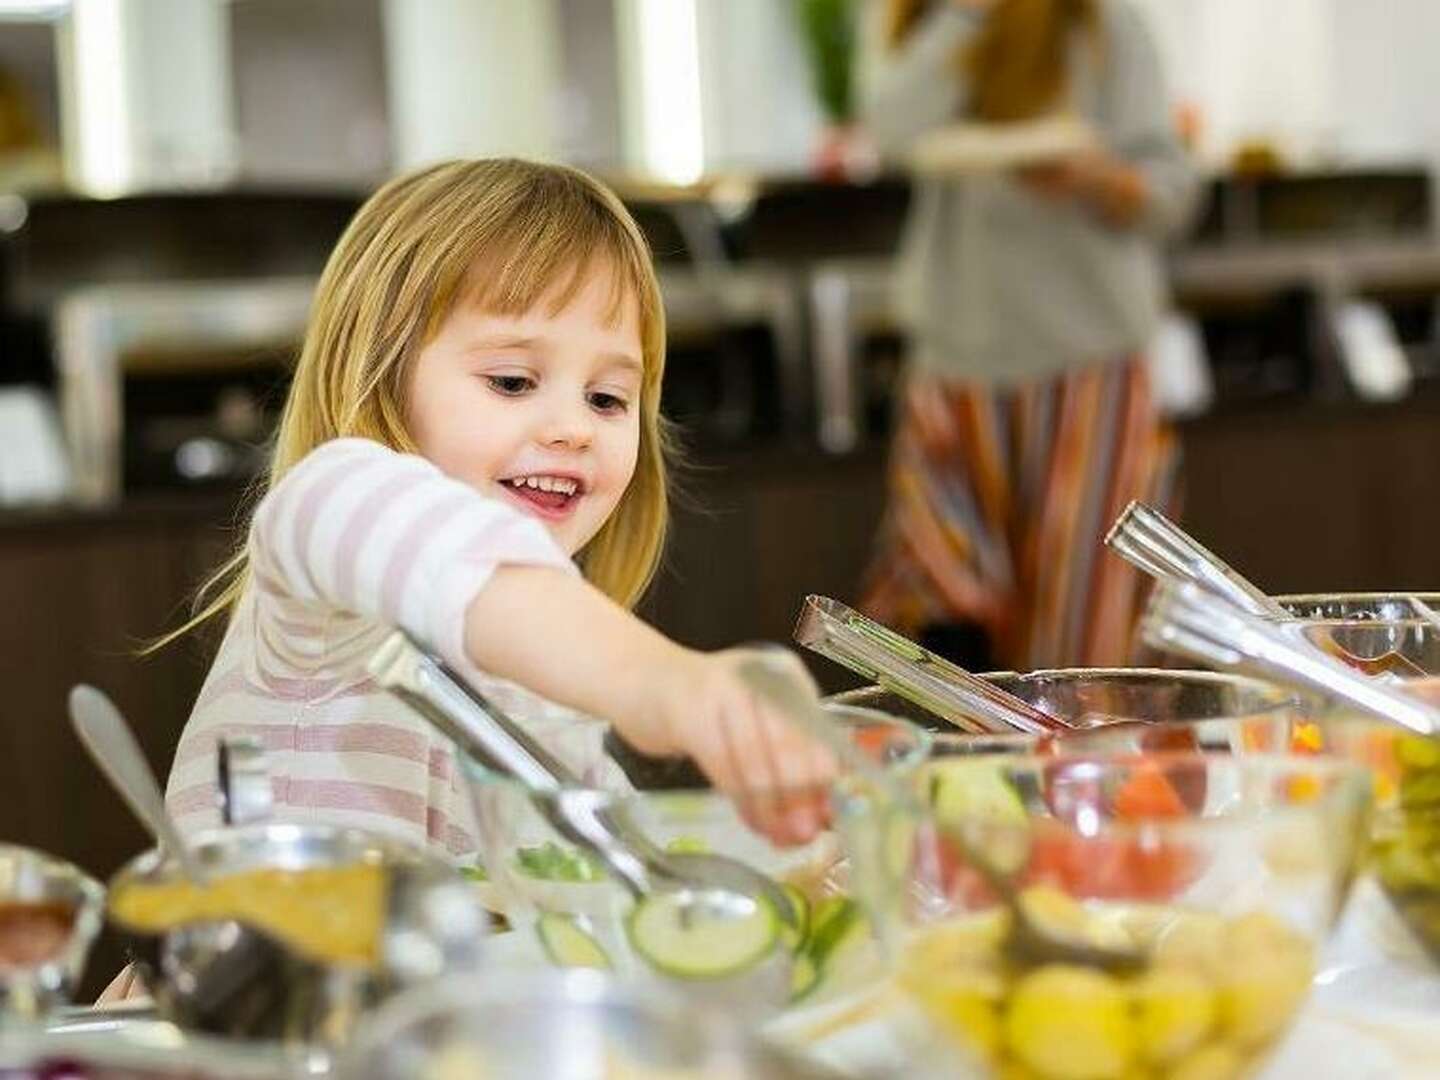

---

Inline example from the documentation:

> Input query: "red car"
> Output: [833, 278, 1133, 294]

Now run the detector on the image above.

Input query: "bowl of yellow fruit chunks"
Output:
[840, 750, 1373, 1080]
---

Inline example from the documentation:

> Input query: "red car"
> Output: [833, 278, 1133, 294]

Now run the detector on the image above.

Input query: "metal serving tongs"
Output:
[1142, 580, 1440, 736]
[794, 595, 1071, 735]
[1105, 501, 1290, 618]
[367, 631, 798, 929]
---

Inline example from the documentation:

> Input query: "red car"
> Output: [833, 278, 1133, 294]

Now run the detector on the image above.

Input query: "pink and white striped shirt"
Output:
[164, 438, 629, 862]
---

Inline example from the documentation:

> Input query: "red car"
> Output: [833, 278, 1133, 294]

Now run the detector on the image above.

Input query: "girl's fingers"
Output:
[748, 694, 822, 845]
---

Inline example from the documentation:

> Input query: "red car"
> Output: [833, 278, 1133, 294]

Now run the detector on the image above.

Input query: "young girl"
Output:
[160, 158, 834, 862]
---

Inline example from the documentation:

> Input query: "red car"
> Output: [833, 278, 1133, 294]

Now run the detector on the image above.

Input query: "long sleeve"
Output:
[1101, 0, 1202, 238]
[248, 438, 578, 679]
[859, 4, 984, 158]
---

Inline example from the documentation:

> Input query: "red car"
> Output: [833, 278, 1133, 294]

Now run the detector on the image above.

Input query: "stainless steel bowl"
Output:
[340, 968, 844, 1079]
[108, 823, 483, 1050]
[0, 844, 105, 1022]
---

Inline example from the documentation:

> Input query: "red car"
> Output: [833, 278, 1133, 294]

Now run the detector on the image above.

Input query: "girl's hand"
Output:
[651, 647, 839, 847]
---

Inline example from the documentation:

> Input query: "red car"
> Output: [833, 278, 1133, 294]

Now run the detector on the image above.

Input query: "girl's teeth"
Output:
[508, 476, 577, 496]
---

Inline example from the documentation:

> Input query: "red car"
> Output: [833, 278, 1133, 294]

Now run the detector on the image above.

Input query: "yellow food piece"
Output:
[1151, 912, 1228, 981]
[109, 863, 385, 967]
[903, 909, 1010, 977]
[1290, 723, 1325, 754]
[1004, 965, 1136, 1080]
[1020, 886, 1138, 954]
[1132, 968, 1215, 1065]
[1165, 1043, 1244, 1080]
[913, 968, 1005, 1062]
[424, 1043, 493, 1080]
[1218, 913, 1314, 1048]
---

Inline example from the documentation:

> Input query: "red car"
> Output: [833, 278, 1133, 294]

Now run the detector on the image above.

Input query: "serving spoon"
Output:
[367, 630, 799, 931]
[68, 684, 206, 886]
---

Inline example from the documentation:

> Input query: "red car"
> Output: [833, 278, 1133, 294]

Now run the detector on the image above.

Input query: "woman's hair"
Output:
[884, 0, 1097, 122]
[154, 158, 672, 650]
[0, 66, 42, 152]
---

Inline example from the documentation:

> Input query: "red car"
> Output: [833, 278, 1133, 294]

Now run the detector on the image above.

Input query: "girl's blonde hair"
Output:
[884, 0, 1097, 122]
[156, 158, 672, 650]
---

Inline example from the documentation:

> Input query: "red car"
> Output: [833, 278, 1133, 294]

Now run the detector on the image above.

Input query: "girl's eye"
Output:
[486, 374, 534, 396]
[588, 391, 630, 415]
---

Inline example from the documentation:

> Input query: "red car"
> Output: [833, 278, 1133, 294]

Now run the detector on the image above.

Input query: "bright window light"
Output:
[634, 0, 703, 184]
[0, 0, 70, 18]
[69, 0, 130, 197]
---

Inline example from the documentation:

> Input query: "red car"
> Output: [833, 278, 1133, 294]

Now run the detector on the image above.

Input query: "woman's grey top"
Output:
[860, 0, 1201, 385]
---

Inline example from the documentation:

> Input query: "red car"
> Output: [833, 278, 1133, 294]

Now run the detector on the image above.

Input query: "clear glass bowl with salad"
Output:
[461, 704, 929, 1021]
[840, 749, 1372, 1080]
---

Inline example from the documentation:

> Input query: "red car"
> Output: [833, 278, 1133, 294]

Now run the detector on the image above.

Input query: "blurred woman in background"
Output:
[858, 0, 1199, 669]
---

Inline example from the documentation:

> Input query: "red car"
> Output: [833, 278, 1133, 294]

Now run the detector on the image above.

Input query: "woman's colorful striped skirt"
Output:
[859, 356, 1180, 670]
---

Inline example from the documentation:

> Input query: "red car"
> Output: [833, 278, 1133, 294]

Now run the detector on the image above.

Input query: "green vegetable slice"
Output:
[780, 884, 811, 952]
[536, 912, 611, 969]
[628, 890, 780, 980]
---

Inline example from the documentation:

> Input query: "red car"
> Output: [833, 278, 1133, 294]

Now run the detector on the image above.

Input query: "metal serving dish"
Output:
[107, 823, 483, 1051]
[340, 968, 845, 1079]
[0, 844, 105, 1022]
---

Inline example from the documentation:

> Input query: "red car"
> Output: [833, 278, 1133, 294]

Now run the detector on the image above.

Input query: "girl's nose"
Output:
[538, 399, 595, 450]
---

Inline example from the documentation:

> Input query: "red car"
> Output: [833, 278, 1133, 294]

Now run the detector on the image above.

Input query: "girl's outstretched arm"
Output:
[465, 566, 836, 845]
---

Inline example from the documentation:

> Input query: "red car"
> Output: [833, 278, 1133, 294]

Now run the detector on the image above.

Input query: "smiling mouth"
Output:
[499, 475, 583, 517]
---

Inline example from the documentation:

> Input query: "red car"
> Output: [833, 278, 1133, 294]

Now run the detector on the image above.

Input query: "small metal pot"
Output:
[0, 844, 105, 1023]
[108, 823, 485, 1050]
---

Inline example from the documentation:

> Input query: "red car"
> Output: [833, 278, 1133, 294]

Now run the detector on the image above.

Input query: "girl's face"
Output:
[407, 267, 644, 556]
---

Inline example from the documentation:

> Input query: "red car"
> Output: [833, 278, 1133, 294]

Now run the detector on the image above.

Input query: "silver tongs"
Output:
[1105, 501, 1290, 618]
[793, 595, 1070, 736]
[367, 631, 796, 924]
[1142, 580, 1440, 737]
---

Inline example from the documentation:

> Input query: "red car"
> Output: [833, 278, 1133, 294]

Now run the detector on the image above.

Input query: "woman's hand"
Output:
[643, 647, 839, 847]
[1017, 149, 1149, 226]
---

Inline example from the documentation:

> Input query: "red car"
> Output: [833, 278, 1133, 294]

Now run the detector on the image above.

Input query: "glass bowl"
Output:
[0, 844, 105, 1023]
[1272, 593, 1440, 680]
[828, 668, 1305, 751]
[339, 969, 843, 1079]
[463, 705, 929, 1022]
[840, 750, 1373, 1080]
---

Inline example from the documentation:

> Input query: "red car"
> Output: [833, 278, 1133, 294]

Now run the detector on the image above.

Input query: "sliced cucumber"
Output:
[536, 912, 611, 969]
[628, 890, 780, 980]
[930, 761, 1027, 826]
[780, 884, 811, 952]
[807, 897, 862, 964]
[789, 950, 819, 1001]
[792, 897, 875, 1004]
[806, 896, 853, 954]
